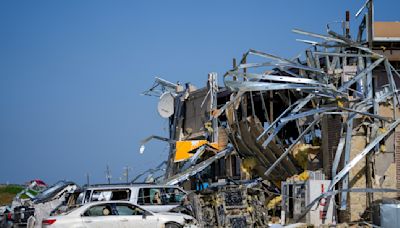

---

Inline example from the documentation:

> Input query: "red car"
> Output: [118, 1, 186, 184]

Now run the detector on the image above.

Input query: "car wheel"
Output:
[165, 222, 183, 228]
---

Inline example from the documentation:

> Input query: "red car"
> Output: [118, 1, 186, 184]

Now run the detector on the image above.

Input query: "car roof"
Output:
[49, 200, 153, 217]
[85, 200, 139, 205]
[85, 184, 182, 190]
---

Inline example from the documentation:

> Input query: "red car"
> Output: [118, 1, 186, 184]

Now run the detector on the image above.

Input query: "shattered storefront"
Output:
[142, 4, 400, 227]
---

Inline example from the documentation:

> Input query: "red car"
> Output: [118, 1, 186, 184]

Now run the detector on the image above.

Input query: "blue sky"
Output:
[1, 0, 399, 185]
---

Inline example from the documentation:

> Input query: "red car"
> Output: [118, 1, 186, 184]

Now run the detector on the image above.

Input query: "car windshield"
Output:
[76, 192, 84, 205]
[34, 181, 69, 200]
[62, 205, 82, 215]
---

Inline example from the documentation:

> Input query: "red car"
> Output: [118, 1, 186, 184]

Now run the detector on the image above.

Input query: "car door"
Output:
[81, 203, 122, 228]
[114, 203, 159, 228]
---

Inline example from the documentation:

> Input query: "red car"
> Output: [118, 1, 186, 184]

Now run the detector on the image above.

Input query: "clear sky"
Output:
[1, 0, 399, 185]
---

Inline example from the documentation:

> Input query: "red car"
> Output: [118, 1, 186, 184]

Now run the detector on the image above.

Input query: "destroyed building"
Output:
[142, 2, 400, 227]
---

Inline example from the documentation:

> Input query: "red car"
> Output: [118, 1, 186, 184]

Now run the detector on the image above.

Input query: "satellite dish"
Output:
[157, 92, 174, 118]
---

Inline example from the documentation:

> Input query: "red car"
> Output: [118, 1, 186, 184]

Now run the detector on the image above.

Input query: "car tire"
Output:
[165, 222, 183, 228]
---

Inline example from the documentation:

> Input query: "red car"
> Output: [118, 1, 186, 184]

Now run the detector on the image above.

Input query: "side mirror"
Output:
[142, 213, 147, 219]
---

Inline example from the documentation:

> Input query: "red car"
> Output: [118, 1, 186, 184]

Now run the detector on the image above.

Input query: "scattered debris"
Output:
[189, 181, 270, 227]
[1, 181, 78, 228]
[142, 1, 400, 226]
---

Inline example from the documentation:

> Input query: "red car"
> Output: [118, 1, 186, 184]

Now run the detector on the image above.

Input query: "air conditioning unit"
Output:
[305, 180, 334, 225]
[281, 172, 334, 225]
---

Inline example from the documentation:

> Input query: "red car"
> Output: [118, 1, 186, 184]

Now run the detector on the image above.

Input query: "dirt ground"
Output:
[0, 185, 23, 206]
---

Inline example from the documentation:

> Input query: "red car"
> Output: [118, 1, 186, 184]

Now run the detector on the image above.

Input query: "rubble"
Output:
[189, 182, 270, 227]
[142, 1, 400, 226]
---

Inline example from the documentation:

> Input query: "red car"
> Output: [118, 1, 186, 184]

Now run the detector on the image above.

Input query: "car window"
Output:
[111, 190, 130, 200]
[138, 187, 186, 205]
[84, 190, 91, 203]
[83, 204, 114, 216]
[164, 188, 185, 204]
[138, 188, 162, 205]
[35, 181, 65, 198]
[76, 192, 84, 205]
[91, 191, 112, 201]
[33, 181, 72, 203]
[90, 189, 131, 202]
[63, 205, 81, 215]
[115, 204, 146, 216]
[138, 188, 145, 205]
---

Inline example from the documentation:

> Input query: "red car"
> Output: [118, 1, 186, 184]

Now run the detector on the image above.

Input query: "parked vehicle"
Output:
[42, 201, 197, 228]
[50, 189, 85, 216]
[32, 181, 76, 204]
[3, 180, 78, 227]
[81, 184, 187, 212]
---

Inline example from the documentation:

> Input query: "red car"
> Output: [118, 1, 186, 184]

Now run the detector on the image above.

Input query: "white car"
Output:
[42, 201, 197, 228]
[81, 184, 187, 212]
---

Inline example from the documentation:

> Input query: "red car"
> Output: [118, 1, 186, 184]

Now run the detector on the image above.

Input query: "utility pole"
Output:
[86, 173, 90, 187]
[345, 10, 350, 38]
[105, 165, 112, 184]
[122, 166, 132, 183]
[367, 0, 374, 48]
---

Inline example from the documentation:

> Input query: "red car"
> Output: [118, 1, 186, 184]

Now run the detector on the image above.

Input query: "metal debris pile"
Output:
[188, 183, 269, 227]
[142, 5, 400, 226]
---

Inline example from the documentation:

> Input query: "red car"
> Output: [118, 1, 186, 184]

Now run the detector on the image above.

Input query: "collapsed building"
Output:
[142, 2, 400, 227]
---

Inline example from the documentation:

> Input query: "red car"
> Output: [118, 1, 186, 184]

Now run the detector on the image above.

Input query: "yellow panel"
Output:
[175, 140, 207, 162]
[174, 140, 220, 162]
[209, 142, 219, 150]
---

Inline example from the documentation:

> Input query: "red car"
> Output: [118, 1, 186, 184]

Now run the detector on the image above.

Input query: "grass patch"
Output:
[0, 185, 24, 205]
